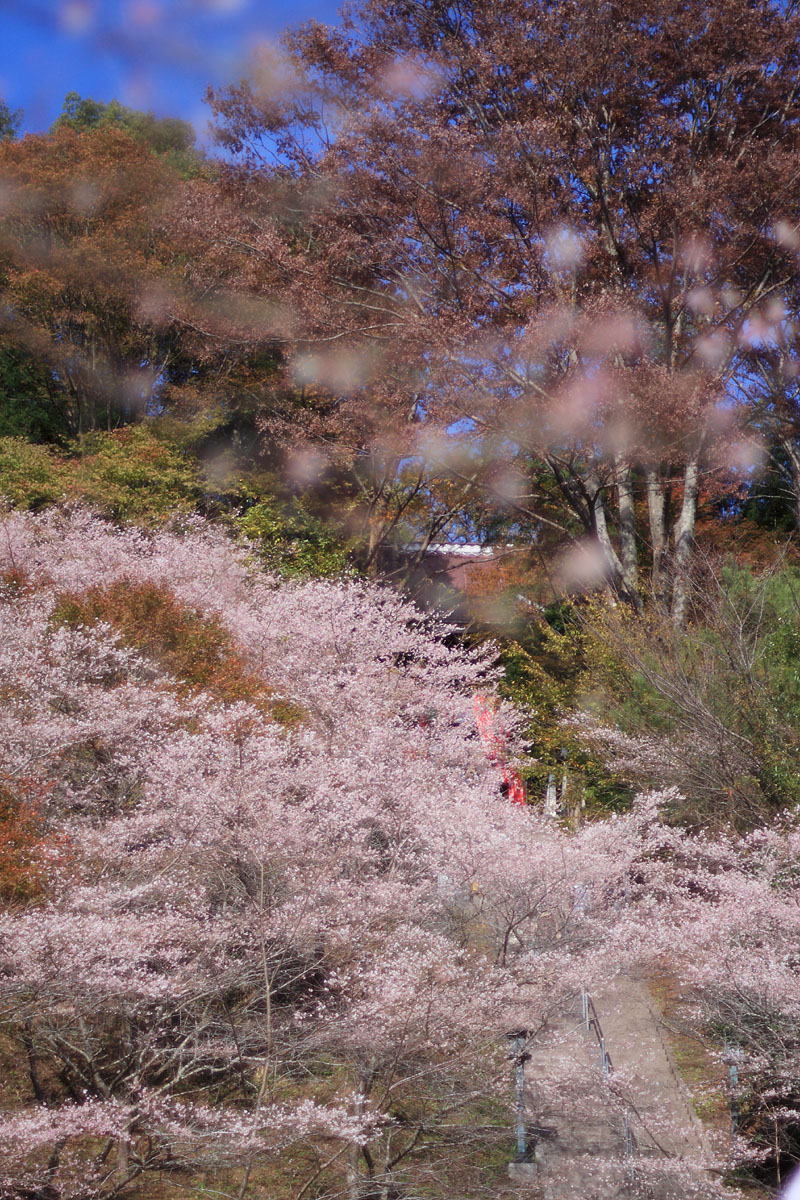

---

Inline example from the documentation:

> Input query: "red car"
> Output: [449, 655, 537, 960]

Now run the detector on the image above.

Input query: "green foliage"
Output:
[53, 92, 105, 131]
[720, 565, 800, 804]
[0, 422, 358, 582]
[0, 99, 21, 142]
[0, 343, 66, 443]
[0, 439, 64, 510]
[66, 426, 200, 523]
[577, 567, 800, 823]
[499, 604, 633, 816]
[581, 603, 680, 737]
[0, 427, 200, 524]
[237, 497, 353, 580]
[741, 446, 797, 533]
[52, 92, 201, 174]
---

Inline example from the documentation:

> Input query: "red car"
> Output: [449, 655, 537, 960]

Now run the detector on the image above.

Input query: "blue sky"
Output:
[0, 0, 344, 138]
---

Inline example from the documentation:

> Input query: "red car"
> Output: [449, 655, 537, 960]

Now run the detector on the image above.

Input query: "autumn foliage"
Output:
[0, 774, 53, 904]
[50, 576, 301, 720]
[205, 0, 800, 616]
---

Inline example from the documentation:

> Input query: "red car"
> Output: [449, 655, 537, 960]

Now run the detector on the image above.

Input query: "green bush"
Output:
[577, 566, 800, 825]
[236, 498, 352, 579]
[0, 427, 201, 524]
[0, 439, 63, 510]
[499, 609, 633, 817]
[66, 426, 200, 523]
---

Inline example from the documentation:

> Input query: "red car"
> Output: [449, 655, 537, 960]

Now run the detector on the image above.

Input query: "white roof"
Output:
[424, 544, 502, 558]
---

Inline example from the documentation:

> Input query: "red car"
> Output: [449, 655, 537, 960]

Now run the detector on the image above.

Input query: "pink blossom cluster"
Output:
[0, 511, 613, 1196]
[3, 511, 787, 1196]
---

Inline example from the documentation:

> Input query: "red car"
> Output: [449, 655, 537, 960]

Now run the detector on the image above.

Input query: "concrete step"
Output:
[506, 984, 720, 1199]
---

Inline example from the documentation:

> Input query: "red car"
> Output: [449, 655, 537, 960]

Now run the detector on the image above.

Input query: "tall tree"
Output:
[735, 285, 800, 535]
[52, 92, 200, 173]
[209, 0, 800, 617]
[0, 123, 219, 438]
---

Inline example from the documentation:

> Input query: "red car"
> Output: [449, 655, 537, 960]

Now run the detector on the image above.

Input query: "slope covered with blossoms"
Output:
[0, 510, 621, 1198]
[2, 512, 800, 1198]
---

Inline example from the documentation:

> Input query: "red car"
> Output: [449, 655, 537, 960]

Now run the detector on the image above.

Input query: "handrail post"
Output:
[730, 1058, 739, 1134]
[600, 1034, 609, 1077]
[507, 1030, 531, 1160]
[624, 1113, 636, 1181]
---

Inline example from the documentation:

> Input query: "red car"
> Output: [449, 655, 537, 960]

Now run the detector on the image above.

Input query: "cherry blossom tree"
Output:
[14, 510, 800, 1195]
[0, 509, 655, 1200]
[602, 799, 800, 1191]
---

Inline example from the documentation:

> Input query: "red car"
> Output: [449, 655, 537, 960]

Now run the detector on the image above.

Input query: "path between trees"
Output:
[512, 974, 718, 1198]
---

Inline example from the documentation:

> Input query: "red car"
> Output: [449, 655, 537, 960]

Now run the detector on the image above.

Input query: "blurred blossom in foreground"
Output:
[773, 219, 800, 251]
[544, 226, 584, 273]
[378, 56, 441, 100]
[726, 438, 765, 475]
[680, 233, 713, 274]
[558, 540, 610, 590]
[784, 1169, 800, 1200]
[686, 286, 714, 316]
[59, 0, 94, 35]
[695, 331, 729, 370]
[293, 349, 374, 393]
[285, 447, 327, 488]
[247, 40, 307, 104]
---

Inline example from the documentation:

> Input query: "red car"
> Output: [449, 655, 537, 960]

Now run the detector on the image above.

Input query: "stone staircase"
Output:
[508, 979, 720, 1199]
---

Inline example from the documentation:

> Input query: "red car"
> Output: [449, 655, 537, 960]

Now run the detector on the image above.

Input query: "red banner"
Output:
[473, 694, 526, 806]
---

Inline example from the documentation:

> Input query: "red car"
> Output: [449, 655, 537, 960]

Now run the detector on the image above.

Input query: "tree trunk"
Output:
[346, 1082, 372, 1200]
[781, 437, 800, 534]
[116, 1136, 130, 1174]
[346, 1145, 361, 1200]
[587, 466, 626, 597]
[615, 460, 640, 605]
[645, 467, 667, 599]
[22, 1022, 45, 1104]
[670, 454, 700, 625]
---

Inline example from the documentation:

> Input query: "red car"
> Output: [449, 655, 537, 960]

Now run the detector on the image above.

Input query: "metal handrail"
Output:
[578, 987, 638, 1181]
[580, 986, 613, 1076]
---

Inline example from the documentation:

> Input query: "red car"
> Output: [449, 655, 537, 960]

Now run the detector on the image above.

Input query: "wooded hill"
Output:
[3, 0, 800, 1191]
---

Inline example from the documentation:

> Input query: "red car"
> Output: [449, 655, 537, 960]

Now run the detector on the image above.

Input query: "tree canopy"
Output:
[207, 0, 800, 617]
[53, 91, 199, 168]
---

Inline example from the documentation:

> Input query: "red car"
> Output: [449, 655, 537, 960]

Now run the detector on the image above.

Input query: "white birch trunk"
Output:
[782, 437, 800, 534]
[645, 467, 667, 599]
[671, 454, 700, 625]
[615, 460, 639, 603]
[587, 466, 625, 595]
[545, 773, 558, 818]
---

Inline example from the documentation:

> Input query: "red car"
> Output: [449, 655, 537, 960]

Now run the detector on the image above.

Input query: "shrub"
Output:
[0, 775, 54, 904]
[574, 565, 800, 826]
[0, 438, 63, 510]
[0, 427, 201, 524]
[65, 426, 200, 522]
[236, 498, 352, 579]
